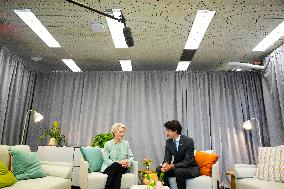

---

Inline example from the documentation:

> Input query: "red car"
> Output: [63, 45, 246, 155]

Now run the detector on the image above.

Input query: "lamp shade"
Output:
[33, 111, 43, 122]
[243, 120, 252, 130]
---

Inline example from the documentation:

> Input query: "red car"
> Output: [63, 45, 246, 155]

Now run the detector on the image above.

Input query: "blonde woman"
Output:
[101, 123, 134, 189]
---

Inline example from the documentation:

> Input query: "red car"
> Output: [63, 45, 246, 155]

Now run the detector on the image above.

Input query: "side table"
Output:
[226, 170, 236, 189]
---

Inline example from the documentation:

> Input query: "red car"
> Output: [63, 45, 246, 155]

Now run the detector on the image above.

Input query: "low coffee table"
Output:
[130, 185, 170, 189]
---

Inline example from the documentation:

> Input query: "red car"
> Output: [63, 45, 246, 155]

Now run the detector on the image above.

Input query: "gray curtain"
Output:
[28, 71, 267, 186]
[262, 44, 284, 146]
[209, 72, 268, 186]
[0, 45, 36, 144]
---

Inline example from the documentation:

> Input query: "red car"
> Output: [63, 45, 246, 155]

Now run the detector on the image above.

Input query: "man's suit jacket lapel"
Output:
[177, 135, 185, 154]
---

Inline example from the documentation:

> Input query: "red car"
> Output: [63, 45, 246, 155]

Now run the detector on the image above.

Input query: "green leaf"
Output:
[91, 133, 113, 148]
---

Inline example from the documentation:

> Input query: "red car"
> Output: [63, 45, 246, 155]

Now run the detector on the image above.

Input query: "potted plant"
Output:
[39, 121, 66, 146]
[91, 133, 113, 148]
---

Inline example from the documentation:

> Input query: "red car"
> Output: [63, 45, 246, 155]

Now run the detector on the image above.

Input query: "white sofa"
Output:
[0, 145, 72, 189]
[168, 161, 220, 189]
[79, 158, 138, 189]
[234, 164, 284, 189]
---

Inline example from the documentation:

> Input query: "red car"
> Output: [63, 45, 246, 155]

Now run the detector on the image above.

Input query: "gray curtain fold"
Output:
[28, 71, 267, 187]
[209, 72, 268, 186]
[0, 45, 36, 144]
[262, 44, 284, 146]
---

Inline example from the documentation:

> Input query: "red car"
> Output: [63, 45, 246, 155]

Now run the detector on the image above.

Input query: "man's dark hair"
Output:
[164, 120, 182, 134]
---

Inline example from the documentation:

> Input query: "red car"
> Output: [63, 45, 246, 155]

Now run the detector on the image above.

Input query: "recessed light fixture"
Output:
[62, 59, 81, 72]
[184, 10, 215, 49]
[252, 21, 284, 51]
[106, 9, 128, 48]
[176, 61, 191, 71]
[119, 60, 132, 71]
[14, 9, 61, 48]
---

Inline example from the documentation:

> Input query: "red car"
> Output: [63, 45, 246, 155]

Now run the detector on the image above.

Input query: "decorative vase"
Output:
[48, 138, 57, 146]
[146, 165, 149, 170]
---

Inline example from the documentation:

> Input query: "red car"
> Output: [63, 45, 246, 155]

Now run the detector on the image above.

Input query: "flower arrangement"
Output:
[39, 121, 66, 146]
[141, 157, 153, 170]
[143, 172, 164, 189]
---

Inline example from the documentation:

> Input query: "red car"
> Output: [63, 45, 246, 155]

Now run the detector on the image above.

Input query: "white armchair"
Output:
[168, 161, 220, 189]
[79, 159, 138, 189]
[168, 150, 220, 189]
[233, 145, 284, 189]
[234, 164, 284, 189]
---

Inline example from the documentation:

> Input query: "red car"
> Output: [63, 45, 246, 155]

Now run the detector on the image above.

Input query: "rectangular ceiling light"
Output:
[14, 9, 60, 48]
[119, 60, 132, 71]
[184, 10, 215, 49]
[252, 21, 284, 51]
[176, 61, 191, 71]
[106, 9, 128, 48]
[62, 59, 82, 72]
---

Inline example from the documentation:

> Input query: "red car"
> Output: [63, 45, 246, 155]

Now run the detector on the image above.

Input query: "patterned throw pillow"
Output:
[9, 148, 47, 180]
[279, 145, 284, 182]
[256, 146, 282, 181]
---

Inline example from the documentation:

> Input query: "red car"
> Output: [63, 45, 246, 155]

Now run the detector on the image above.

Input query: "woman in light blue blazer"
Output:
[101, 123, 134, 189]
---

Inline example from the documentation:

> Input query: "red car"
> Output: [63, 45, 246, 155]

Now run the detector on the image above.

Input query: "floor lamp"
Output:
[243, 118, 262, 147]
[20, 110, 44, 145]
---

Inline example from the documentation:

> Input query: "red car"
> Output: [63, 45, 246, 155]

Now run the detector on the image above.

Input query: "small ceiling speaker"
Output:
[91, 21, 105, 32]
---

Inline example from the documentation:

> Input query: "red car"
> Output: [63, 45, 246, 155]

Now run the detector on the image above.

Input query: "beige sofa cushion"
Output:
[87, 172, 107, 189]
[0, 145, 10, 168]
[120, 173, 136, 189]
[279, 145, 284, 182]
[0, 145, 31, 169]
[10, 145, 31, 152]
[234, 164, 257, 178]
[169, 175, 212, 189]
[40, 161, 72, 179]
[3, 176, 71, 189]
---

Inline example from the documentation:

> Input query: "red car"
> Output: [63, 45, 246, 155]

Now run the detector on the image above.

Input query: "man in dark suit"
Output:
[156, 120, 199, 189]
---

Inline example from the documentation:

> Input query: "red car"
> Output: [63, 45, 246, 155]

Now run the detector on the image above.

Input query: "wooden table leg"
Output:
[226, 171, 236, 189]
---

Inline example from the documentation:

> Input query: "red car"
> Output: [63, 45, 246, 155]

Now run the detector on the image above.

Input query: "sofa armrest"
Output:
[234, 164, 257, 178]
[79, 158, 89, 189]
[129, 161, 138, 185]
[212, 161, 220, 189]
[40, 161, 72, 179]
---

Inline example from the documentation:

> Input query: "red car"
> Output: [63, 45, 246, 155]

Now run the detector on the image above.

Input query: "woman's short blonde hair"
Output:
[111, 123, 126, 136]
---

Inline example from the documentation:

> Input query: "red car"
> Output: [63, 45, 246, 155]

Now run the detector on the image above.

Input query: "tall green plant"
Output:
[91, 133, 113, 148]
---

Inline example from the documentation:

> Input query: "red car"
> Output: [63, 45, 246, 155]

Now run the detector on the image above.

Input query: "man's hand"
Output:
[119, 159, 129, 168]
[161, 162, 174, 172]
